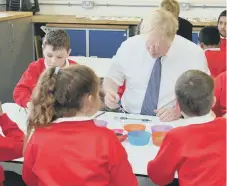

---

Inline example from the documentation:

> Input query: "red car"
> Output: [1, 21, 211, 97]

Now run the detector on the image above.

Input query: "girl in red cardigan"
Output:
[13, 29, 76, 109]
[218, 10, 226, 50]
[22, 65, 137, 186]
[0, 102, 25, 186]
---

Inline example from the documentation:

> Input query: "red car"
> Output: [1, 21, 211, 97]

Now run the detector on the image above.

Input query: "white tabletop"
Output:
[10, 111, 185, 177]
[98, 112, 183, 176]
[1, 103, 28, 134]
[69, 56, 112, 78]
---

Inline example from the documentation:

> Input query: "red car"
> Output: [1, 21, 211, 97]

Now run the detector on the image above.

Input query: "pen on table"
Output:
[117, 100, 127, 115]
[94, 111, 105, 119]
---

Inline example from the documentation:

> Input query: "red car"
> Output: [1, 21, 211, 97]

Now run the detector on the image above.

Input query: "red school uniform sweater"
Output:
[205, 49, 226, 77]
[220, 38, 226, 51]
[22, 120, 138, 186]
[213, 71, 226, 117]
[13, 58, 76, 108]
[147, 118, 226, 186]
[0, 114, 25, 185]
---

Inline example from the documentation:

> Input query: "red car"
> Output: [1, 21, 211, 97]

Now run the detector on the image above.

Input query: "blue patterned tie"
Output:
[140, 57, 162, 116]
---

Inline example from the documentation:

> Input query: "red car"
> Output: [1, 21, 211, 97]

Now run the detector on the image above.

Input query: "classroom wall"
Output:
[28, 0, 226, 20]
[0, 0, 226, 20]
[0, 0, 5, 10]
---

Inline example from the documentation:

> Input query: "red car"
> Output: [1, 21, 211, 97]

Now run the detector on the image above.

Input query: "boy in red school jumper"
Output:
[213, 71, 226, 117]
[198, 26, 226, 77]
[0, 102, 25, 186]
[13, 29, 76, 109]
[218, 10, 226, 50]
[22, 65, 138, 186]
[147, 70, 226, 186]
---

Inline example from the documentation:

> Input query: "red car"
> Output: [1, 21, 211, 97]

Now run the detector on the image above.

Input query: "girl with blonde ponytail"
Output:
[161, 0, 180, 18]
[160, 0, 193, 41]
[136, 0, 192, 41]
[22, 65, 137, 186]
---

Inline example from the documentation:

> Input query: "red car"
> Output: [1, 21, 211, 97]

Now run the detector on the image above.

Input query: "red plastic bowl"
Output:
[112, 129, 128, 142]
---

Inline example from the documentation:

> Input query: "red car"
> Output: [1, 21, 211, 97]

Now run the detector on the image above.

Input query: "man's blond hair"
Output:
[140, 8, 179, 41]
[161, 0, 180, 18]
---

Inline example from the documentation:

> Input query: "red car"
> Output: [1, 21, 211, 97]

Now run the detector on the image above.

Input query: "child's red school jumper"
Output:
[204, 48, 226, 77]
[213, 71, 226, 117]
[147, 117, 226, 186]
[0, 114, 25, 186]
[220, 37, 226, 51]
[13, 58, 76, 108]
[22, 118, 138, 186]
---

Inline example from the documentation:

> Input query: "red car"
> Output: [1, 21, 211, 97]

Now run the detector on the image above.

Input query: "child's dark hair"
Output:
[218, 10, 226, 23]
[24, 65, 99, 150]
[175, 70, 214, 117]
[43, 29, 70, 51]
[198, 26, 220, 46]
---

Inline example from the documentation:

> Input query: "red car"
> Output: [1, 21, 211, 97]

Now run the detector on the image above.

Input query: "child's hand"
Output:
[0, 101, 3, 116]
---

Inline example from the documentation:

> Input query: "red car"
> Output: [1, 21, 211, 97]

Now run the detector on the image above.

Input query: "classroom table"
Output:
[69, 56, 112, 78]
[3, 103, 189, 177]
[1, 103, 28, 133]
[96, 112, 184, 177]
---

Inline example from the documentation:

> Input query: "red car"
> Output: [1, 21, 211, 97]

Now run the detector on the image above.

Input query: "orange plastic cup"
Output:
[124, 124, 146, 132]
[151, 125, 173, 147]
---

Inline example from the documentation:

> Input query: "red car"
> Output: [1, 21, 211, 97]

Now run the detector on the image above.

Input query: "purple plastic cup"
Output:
[151, 125, 173, 146]
[94, 119, 108, 127]
[151, 125, 173, 133]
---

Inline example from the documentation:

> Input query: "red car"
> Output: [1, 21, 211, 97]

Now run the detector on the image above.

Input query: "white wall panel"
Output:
[1, 0, 226, 20]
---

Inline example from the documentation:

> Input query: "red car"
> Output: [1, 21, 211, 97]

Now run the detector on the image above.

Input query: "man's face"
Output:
[146, 32, 171, 58]
[218, 16, 226, 38]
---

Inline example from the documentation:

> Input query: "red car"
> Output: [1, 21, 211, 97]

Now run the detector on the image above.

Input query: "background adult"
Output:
[103, 8, 209, 122]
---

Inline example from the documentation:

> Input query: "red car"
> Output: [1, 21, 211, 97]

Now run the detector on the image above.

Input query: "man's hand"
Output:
[155, 107, 181, 122]
[104, 90, 119, 109]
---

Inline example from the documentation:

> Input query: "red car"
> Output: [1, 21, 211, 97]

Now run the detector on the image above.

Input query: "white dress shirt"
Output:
[106, 35, 210, 114]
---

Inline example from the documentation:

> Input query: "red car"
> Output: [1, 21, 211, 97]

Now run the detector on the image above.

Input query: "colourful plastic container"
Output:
[112, 129, 128, 142]
[112, 129, 124, 134]
[124, 124, 146, 132]
[128, 131, 151, 146]
[94, 120, 108, 127]
[151, 125, 173, 147]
